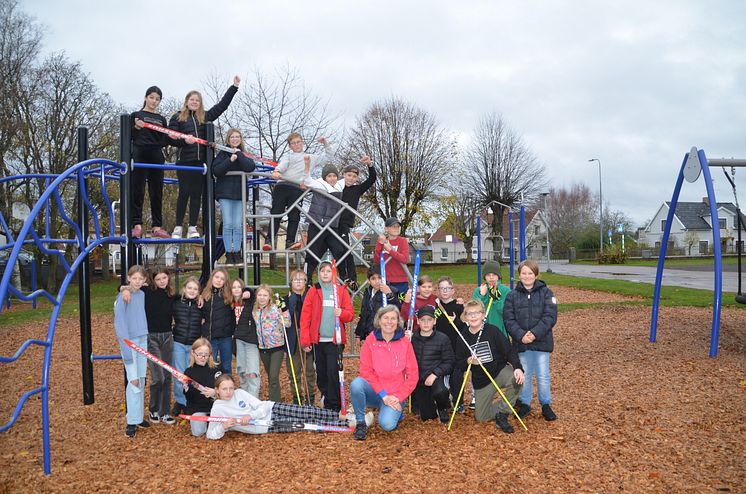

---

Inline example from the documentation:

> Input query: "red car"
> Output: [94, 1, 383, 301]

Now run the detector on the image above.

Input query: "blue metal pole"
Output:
[508, 210, 515, 289]
[476, 215, 482, 284]
[650, 153, 687, 344]
[698, 149, 722, 357]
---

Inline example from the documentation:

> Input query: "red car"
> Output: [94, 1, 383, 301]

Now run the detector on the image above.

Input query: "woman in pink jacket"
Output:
[350, 305, 418, 440]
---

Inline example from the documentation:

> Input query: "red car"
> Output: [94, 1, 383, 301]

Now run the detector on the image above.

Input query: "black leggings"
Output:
[304, 224, 348, 282]
[132, 148, 165, 227]
[413, 376, 451, 420]
[175, 161, 204, 227]
[269, 182, 304, 244]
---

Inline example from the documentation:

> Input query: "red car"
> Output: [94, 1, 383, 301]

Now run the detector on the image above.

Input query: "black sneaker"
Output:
[125, 424, 137, 438]
[542, 404, 557, 421]
[468, 398, 476, 410]
[437, 408, 450, 424]
[495, 412, 514, 434]
[456, 404, 465, 414]
[137, 420, 150, 429]
[516, 401, 531, 419]
[149, 411, 160, 423]
[160, 414, 176, 425]
[354, 423, 368, 441]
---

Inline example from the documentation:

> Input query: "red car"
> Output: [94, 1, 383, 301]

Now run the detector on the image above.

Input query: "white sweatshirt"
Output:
[276, 142, 333, 184]
[206, 389, 275, 439]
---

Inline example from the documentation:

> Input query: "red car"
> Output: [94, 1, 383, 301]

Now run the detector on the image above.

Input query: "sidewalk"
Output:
[543, 260, 741, 293]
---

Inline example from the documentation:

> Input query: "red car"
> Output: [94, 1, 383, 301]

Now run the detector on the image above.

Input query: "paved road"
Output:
[541, 260, 742, 293]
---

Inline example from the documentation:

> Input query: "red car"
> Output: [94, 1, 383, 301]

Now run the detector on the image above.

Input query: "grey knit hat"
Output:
[482, 260, 501, 279]
[321, 164, 339, 180]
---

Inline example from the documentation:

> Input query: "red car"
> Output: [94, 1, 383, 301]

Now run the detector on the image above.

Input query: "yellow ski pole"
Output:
[447, 363, 471, 431]
[436, 300, 527, 431]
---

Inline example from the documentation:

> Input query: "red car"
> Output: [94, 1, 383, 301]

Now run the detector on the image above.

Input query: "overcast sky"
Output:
[23, 0, 746, 228]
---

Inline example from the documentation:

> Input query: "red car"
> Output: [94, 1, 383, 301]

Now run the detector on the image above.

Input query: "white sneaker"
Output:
[187, 226, 200, 239]
[364, 411, 374, 427]
[171, 226, 183, 239]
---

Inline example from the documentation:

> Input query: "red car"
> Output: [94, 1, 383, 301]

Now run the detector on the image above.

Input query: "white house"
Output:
[640, 199, 746, 255]
[429, 210, 545, 263]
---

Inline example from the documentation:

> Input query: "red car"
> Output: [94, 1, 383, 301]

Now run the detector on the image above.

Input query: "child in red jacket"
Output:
[400, 275, 437, 334]
[373, 217, 410, 294]
[300, 259, 354, 412]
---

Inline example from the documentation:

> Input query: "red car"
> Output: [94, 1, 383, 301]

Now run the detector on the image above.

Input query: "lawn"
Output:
[2, 263, 743, 330]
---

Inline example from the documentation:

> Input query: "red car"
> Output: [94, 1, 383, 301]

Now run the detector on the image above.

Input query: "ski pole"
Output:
[276, 293, 302, 405]
[331, 260, 346, 417]
[380, 252, 387, 308]
[434, 301, 527, 431]
[140, 121, 277, 166]
[293, 309, 311, 405]
[447, 363, 471, 431]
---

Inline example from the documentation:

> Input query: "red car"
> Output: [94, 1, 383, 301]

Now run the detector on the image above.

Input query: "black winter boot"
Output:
[541, 404, 557, 421]
[495, 412, 514, 433]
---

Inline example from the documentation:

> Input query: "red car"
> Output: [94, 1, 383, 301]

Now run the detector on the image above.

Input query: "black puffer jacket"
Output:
[234, 288, 257, 345]
[201, 289, 235, 340]
[503, 279, 557, 353]
[411, 330, 454, 384]
[168, 85, 238, 163]
[213, 150, 256, 200]
[307, 189, 343, 228]
[355, 286, 400, 340]
[172, 297, 203, 345]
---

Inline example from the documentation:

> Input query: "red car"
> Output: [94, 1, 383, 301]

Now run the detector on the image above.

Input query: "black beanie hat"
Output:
[482, 260, 501, 279]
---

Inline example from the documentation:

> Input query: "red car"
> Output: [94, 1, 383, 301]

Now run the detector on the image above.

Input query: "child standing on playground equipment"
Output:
[169, 76, 240, 239]
[131, 86, 170, 239]
[400, 275, 437, 334]
[213, 128, 256, 265]
[503, 259, 558, 422]
[411, 305, 454, 423]
[302, 162, 348, 283]
[336, 155, 377, 289]
[266, 133, 333, 251]
[200, 268, 235, 375]
[171, 277, 203, 417]
[454, 299, 524, 433]
[374, 217, 410, 295]
[300, 259, 354, 413]
[473, 260, 511, 339]
[114, 265, 151, 438]
[253, 284, 290, 403]
[204, 374, 352, 439]
[183, 338, 219, 437]
[434, 276, 465, 412]
[230, 278, 260, 398]
[283, 270, 317, 405]
[355, 264, 399, 343]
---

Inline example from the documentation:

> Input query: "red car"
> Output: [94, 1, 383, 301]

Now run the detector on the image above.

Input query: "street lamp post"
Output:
[588, 158, 603, 254]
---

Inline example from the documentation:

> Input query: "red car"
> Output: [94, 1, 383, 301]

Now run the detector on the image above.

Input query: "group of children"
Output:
[130, 81, 377, 288]
[115, 254, 558, 439]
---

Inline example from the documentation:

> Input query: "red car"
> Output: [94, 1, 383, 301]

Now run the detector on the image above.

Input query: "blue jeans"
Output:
[121, 335, 147, 425]
[218, 198, 243, 253]
[350, 377, 403, 432]
[518, 350, 552, 406]
[172, 342, 191, 406]
[211, 336, 233, 375]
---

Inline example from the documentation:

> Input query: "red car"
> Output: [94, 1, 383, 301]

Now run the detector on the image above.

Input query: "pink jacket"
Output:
[359, 329, 418, 402]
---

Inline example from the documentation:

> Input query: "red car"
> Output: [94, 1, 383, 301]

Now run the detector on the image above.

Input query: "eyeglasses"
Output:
[438, 286, 453, 291]
[194, 352, 210, 358]
[465, 311, 483, 317]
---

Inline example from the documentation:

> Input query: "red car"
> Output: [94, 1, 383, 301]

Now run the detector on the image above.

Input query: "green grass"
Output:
[2, 263, 743, 330]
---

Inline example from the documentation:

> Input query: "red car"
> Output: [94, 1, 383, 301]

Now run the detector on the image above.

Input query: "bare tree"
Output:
[11, 52, 119, 290]
[438, 185, 482, 262]
[466, 112, 548, 254]
[204, 65, 338, 161]
[0, 0, 42, 227]
[544, 183, 597, 257]
[344, 97, 452, 235]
